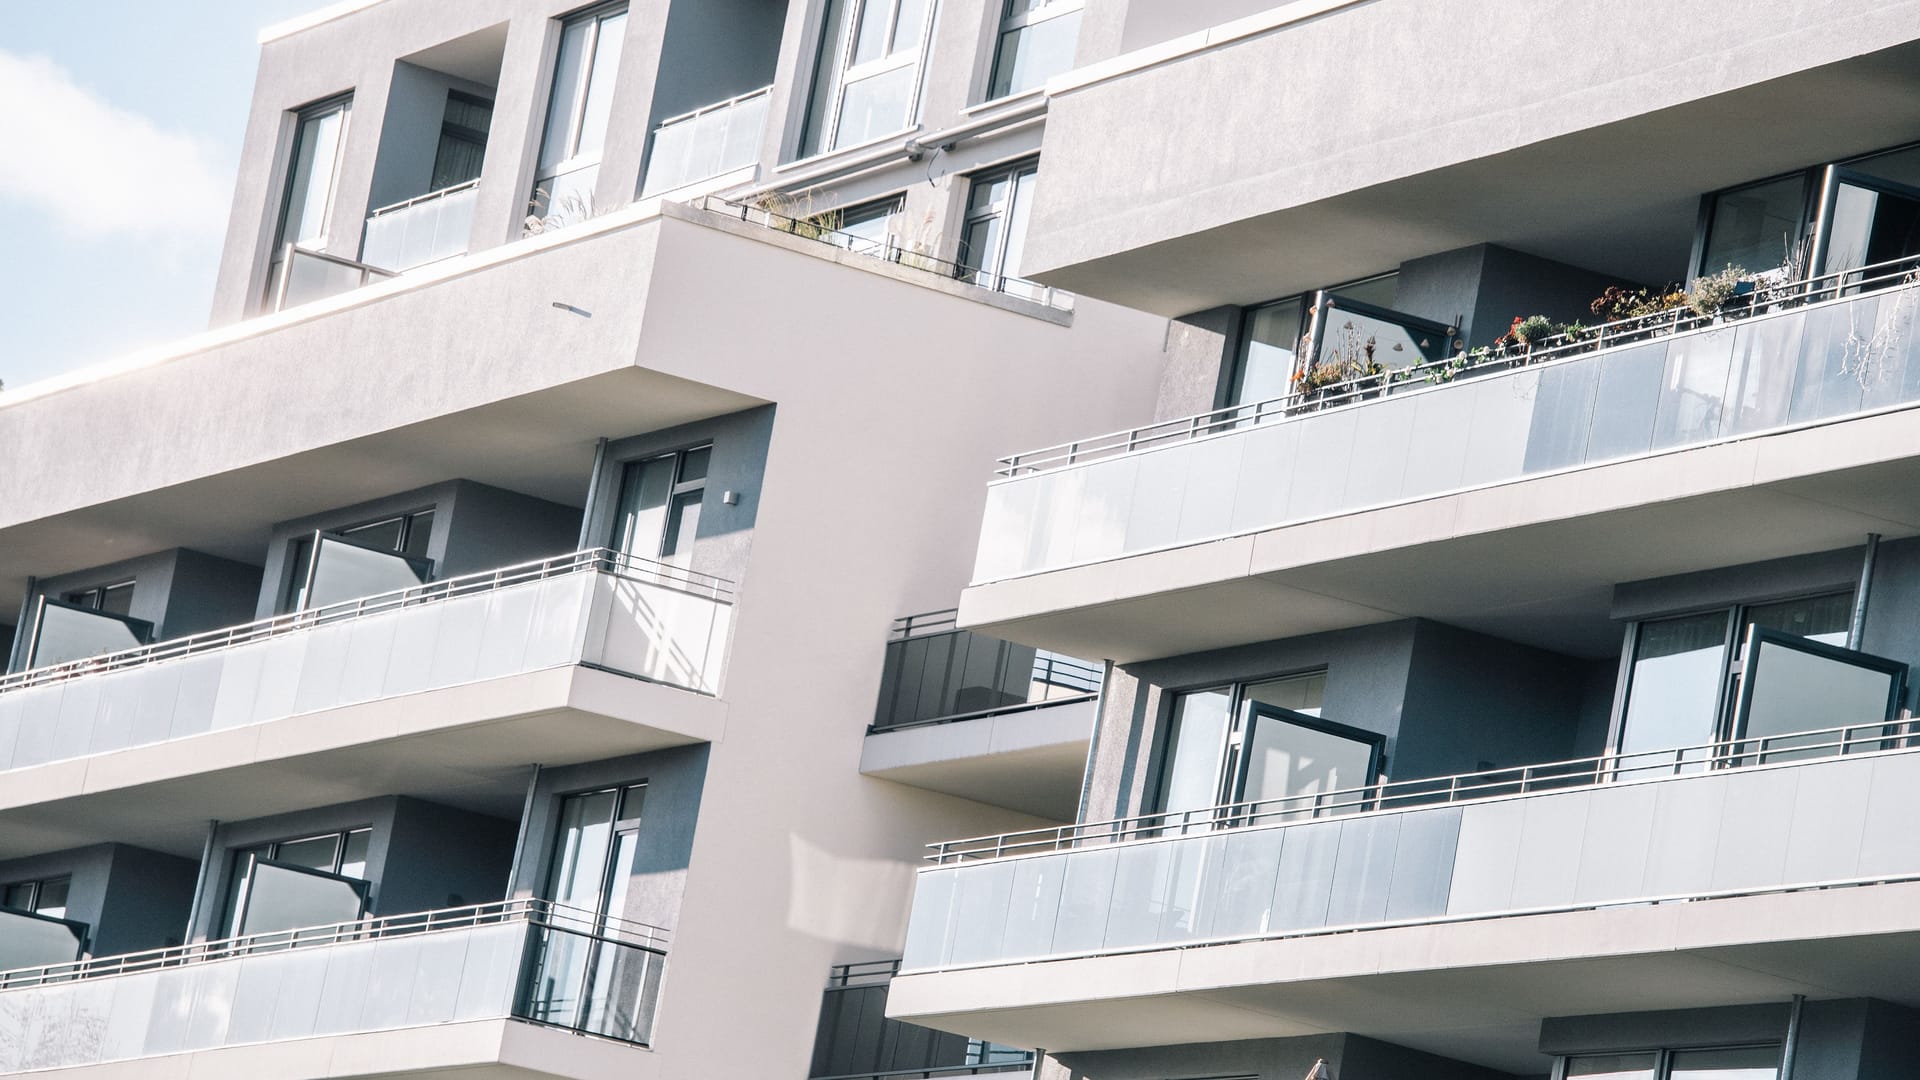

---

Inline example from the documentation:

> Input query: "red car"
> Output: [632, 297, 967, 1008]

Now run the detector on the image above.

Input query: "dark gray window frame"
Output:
[1605, 589, 1861, 759]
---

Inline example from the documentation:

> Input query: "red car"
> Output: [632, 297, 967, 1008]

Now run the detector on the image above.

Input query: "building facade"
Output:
[6, 1, 1920, 1079]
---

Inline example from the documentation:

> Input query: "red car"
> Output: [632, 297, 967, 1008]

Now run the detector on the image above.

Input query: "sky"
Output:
[0, 0, 324, 390]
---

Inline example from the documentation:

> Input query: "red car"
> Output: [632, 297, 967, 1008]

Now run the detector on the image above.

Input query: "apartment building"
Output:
[879, 2, 1920, 1079]
[10, 1, 1920, 1079]
[0, 0, 1166, 1077]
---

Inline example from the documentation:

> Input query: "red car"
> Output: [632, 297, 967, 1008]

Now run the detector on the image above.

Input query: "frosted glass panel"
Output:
[974, 289, 1920, 582]
[0, 568, 731, 773]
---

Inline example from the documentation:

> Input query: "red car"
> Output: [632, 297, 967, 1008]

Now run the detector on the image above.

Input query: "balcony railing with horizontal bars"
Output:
[0, 899, 668, 1071]
[642, 86, 772, 197]
[873, 609, 1100, 733]
[926, 718, 1920, 863]
[361, 179, 480, 272]
[970, 253, 1920, 582]
[0, 548, 734, 774]
[693, 195, 1072, 311]
[902, 726, 1920, 974]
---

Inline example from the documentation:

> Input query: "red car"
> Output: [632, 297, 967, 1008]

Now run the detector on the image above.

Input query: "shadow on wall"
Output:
[787, 833, 916, 950]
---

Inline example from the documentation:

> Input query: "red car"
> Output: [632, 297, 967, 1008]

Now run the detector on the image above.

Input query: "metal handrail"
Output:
[810, 1064, 1036, 1080]
[868, 690, 1097, 735]
[271, 243, 399, 312]
[366, 178, 481, 219]
[0, 897, 669, 989]
[0, 546, 734, 694]
[826, 957, 902, 987]
[925, 718, 1920, 863]
[693, 194, 1072, 311]
[993, 251, 1920, 476]
[652, 85, 772, 132]
[891, 609, 961, 639]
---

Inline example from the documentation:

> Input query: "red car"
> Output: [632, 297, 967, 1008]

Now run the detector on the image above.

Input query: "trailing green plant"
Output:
[1590, 283, 1687, 323]
[1687, 264, 1748, 318]
[1511, 314, 1558, 345]
[752, 191, 844, 241]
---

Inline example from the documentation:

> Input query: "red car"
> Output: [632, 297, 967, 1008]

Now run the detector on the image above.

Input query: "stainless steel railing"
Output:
[0, 546, 733, 694]
[693, 194, 1072, 311]
[992, 251, 1920, 476]
[926, 718, 1920, 863]
[271, 243, 399, 312]
[0, 897, 667, 989]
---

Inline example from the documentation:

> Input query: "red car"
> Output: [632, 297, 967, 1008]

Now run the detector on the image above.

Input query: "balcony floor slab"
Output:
[860, 698, 1097, 820]
[2, 1017, 653, 1080]
[0, 665, 723, 860]
[962, 409, 1920, 662]
[888, 880, 1920, 1076]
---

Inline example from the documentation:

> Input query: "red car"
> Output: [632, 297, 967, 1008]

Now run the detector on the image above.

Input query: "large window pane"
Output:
[1565, 1055, 1658, 1080]
[548, 789, 619, 912]
[1743, 592, 1851, 646]
[303, 536, 431, 609]
[574, 13, 626, 163]
[1243, 672, 1325, 717]
[1702, 176, 1806, 277]
[1619, 612, 1729, 759]
[1668, 1047, 1780, 1080]
[238, 862, 367, 936]
[1232, 298, 1306, 407]
[0, 908, 87, 970]
[29, 603, 152, 668]
[1738, 633, 1902, 754]
[1241, 709, 1377, 819]
[538, 19, 592, 174]
[282, 105, 348, 249]
[835, 64, 917, 148]
[1156, 690, 1231, 821]
[990, 4, 1081, 99]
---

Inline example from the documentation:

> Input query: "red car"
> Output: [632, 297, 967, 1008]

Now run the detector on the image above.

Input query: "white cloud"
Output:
[0, 50, 229, 238]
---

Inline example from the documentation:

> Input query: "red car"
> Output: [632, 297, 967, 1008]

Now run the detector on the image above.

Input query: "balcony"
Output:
[962, 258, 1920, 661]
[271, 245, 398, 312]
[361, 180, 480, 273]
[860, 613, 1100, 820]
[0, 549, 731, 856]
[1017, 0, 1920, 315]
[640, 87, 771, 198]
[888, 724, 1920, 1068]
[0, 899, 665, 1076]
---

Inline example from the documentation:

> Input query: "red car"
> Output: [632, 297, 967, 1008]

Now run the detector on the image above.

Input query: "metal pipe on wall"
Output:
[1848, 532, 1880, 650]
[1780, 993, 1806, 1080]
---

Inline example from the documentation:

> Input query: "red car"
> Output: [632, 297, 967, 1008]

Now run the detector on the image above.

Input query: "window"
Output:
[547, 784, 646, 920]
[532, 784, 647, 1032]
[612, 446, 709, 565]
[65, 581, 135, 618]
[266, 95, 352, 302]
[959, 160, 1039, 295]
[1225, 272, 1454, 408]
[222, 827, 371, 938]
[1698, 175, 1808, 280]
[430, 90, 493, 190]
[532, 4, 628, 225]
[1614, 591, 1863, 765]
[1, 876, 71, 920]
[987, 0, 1082, 100]
[283, 508, 435, 612]
[803, 0, 936, 156]
[833, 197, 904, 255]
[1560, 1046, 1779, 1080]
[1154, 672, 1380, 827]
